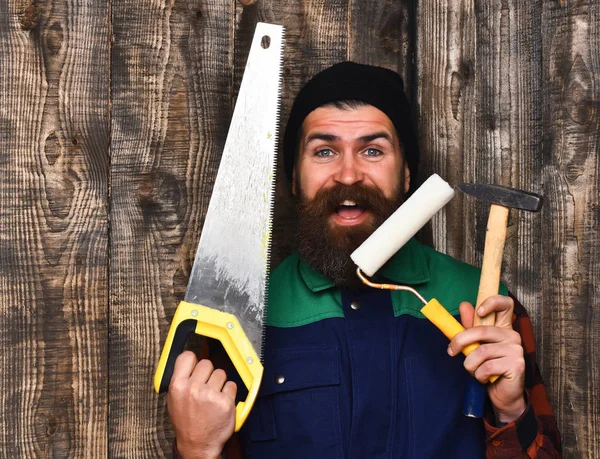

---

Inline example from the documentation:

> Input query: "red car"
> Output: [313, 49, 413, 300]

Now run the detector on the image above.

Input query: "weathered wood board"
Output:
[109, 0, 234, 456]
[0, 0, 110, 457]
[539, 2, 600, 457]
[0, 0, 598, 457]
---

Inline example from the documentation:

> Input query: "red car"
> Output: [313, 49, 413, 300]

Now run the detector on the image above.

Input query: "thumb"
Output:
[459, 302, 475, 329]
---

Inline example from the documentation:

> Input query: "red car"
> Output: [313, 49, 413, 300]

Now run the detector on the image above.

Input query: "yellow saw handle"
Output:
[421, 299, 498, 383]
[154, 301, 264, 432]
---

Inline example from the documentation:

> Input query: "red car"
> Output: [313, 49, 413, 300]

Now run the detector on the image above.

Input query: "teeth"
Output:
[342, 200, 357, 206]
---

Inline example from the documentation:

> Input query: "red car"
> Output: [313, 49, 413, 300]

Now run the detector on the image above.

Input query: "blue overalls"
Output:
[238, 239, 505, 458]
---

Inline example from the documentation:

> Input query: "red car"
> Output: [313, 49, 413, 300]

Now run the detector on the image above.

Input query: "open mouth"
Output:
[333, 199, 369, 225]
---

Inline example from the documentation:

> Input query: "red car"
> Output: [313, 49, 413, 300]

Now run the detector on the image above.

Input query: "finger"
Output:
[222, 381, 237, 400]
[476, 295, 514, 328]
[472, 357, 502, 384]
[472, 355, 525, 384]
[207, 368, 228, 391]
[171, 350, 199, 381]
[448, 326, 521, 356]
[459, 302, 475, 329]
[190, 358, 215, 384]
[463, 342, 524, 374]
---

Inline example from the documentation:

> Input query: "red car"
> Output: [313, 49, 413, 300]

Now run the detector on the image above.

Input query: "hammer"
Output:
[455, 183, 543, 417]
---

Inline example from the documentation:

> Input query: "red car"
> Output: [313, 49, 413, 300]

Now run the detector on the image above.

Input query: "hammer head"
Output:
[455, 183, 543, 212]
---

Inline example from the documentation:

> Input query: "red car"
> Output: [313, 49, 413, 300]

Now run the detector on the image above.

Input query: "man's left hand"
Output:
[447, 295, 526, 424]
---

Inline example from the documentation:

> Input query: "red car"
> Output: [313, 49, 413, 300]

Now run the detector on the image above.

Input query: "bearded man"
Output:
[166, 62, 561, 459]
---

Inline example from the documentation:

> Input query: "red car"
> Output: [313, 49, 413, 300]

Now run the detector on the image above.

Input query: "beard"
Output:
[297, 182, 405, 290]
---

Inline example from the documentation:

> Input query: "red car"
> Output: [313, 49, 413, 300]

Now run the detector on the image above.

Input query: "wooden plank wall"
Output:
[0, 0, 597, 457]
[0, 0, 109, 456]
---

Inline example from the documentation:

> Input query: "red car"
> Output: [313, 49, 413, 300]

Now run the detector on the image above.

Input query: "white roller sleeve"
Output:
[350, 174, 455, 276]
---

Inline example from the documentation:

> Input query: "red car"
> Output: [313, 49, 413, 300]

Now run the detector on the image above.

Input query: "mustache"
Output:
[297, 182, 395, 218]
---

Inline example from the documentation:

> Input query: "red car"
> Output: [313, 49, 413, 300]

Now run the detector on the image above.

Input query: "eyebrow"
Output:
[304, 133, 340, 146]
[358, 132, 393, 144]
[304, 131, 393, 146]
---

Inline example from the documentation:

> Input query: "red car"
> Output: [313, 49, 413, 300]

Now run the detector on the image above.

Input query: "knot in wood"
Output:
[46, 415, 58, 436]
[138, 180, 154, 199]
[20, 4, 40, 31]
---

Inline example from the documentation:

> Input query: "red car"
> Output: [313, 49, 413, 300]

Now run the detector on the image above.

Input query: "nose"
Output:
[334, 153, 364, 186]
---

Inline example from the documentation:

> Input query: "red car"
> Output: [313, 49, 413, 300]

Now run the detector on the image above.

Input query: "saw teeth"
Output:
[342, 200, 357, 206]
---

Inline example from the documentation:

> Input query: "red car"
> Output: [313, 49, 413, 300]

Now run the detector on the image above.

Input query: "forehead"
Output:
[300, 105, 397, 141]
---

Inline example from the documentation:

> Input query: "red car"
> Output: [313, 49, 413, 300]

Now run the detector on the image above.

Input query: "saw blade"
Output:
[184, 23, 284, 361]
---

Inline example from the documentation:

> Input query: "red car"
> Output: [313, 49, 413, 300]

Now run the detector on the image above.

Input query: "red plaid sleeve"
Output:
[484, 293, 562, 458]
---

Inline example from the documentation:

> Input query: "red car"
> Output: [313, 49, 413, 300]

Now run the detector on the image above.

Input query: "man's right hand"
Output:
[167, 351, 237, 459]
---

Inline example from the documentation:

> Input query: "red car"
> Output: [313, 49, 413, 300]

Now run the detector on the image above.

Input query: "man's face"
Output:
[292, 104, 411, 288]
[293, 105, 410, 226]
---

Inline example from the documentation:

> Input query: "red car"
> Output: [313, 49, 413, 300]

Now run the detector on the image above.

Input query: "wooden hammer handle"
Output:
[474, 204, 509, 326]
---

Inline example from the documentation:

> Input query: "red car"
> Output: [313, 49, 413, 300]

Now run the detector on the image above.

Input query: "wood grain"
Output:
[415, 0, 477, 259]
[109, 0, 233, 456]
[349, 0, 414, 86]
[541, 1, 599, 456]
[0, 0, 109, 456]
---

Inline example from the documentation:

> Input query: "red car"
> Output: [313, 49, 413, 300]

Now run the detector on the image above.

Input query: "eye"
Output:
[315, 149, 334, 158]
[364, 148, 382, 157]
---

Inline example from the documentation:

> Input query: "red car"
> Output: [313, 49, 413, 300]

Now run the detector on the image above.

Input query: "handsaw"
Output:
[154, 22, 284, 432]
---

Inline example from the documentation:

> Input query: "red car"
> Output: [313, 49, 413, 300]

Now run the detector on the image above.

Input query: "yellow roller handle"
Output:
[154, 301, 263, 432]
[421, 299, 499, 384]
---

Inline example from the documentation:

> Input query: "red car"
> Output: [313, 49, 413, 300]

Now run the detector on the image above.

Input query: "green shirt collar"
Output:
[298, 237, 431, 292]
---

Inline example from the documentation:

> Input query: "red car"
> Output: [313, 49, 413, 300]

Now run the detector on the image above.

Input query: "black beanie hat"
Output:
[282, 61, 419, 190]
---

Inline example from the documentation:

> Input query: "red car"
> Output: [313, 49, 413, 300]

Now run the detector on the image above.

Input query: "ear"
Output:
[403, 163, 411, 194]
[292, 168, 298, 196]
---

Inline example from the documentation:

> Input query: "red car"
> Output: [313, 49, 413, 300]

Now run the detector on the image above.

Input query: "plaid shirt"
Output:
[481, 293, 561, 458]
[174, 292, 561, 459]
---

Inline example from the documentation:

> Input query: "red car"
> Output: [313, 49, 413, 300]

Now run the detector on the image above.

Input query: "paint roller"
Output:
[350, 173, 498, 384]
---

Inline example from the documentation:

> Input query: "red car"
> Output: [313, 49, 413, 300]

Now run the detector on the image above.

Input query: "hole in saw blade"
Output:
[261, 35, 271, 49]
